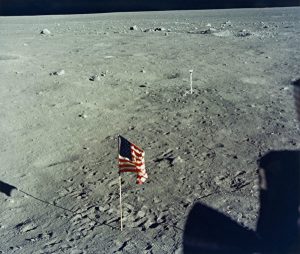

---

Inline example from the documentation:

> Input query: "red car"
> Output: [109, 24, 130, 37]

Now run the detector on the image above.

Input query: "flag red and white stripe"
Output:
[118, 136, 148, 184]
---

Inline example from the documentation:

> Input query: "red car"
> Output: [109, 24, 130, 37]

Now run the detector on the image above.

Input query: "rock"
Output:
[280, 86, 289, 91]
[50, 69, 65, 76]
[171, 156, 184, 166]
[101, 71, 108, 76]
[89, 75, 101, 81]
[200, 28, 217, 34]
[143, 28, 154, 32]
[206, 23, 212, 27]
[130, 25, 138, 31]
[215, 175, 226, 185]
[215, 143, 225, 148]
[238, 29, 251, 37]
[223, 20, 232, 26]
[154, 27, 166, 31]
[40, 29, 51, 35]
[78, 113, 87, 119]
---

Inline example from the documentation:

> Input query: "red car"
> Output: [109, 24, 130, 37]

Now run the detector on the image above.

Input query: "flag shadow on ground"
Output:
[183, 150, 300, 254]
[0, 180, 118, 230]
[0, 180, 17, 197]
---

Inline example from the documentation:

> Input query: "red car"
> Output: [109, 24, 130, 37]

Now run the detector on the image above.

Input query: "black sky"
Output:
[0, 0, 299, 16]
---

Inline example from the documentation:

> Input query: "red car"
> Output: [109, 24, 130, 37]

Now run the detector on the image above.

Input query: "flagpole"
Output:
[119, 174, 123, 231]
[189, 69, 193, 94]
[118, 135, 123, 231]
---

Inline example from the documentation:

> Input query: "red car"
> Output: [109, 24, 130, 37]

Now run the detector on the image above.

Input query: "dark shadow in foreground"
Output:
[183, 150, 300, 253]
[184, 202, 260, 253]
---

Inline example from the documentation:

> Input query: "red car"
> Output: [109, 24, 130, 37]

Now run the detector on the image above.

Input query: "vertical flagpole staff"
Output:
[119, 174, 123, 231]
[118, 136, 123, 231]
[189, 69, 193, 94]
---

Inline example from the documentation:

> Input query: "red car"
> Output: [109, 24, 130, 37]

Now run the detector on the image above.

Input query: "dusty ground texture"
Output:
[0, 7, 300, 254]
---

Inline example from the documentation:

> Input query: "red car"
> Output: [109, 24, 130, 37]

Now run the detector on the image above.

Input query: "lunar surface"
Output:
[0, 7, 299, 253]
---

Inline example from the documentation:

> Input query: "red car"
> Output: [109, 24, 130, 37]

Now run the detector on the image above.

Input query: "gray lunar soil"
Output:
[0, 7, 300, 254]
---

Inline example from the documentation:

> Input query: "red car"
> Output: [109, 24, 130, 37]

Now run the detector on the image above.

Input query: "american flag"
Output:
[118, 135, 148, 184]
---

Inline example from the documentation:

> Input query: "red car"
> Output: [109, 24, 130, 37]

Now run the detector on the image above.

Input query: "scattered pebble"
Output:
[171, 156, 184, 166]
[130, 25, 138, 31]
[238, 29, 251, 37]
[143, 28, 154, 32]
[223, 20, 232, 26]
[200, 28, 217, 34]
[154, 27, 166, 31]
[280, 86, 289, 91]
[89, 75, 101, 81]
[262, 24, 269, 28]
[40, 29, 51, 35]
[50, 69, 65, 76]
[101, 70, 108, 76]
[215, 175, 226, 185]
[78, 113, 87, 119]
